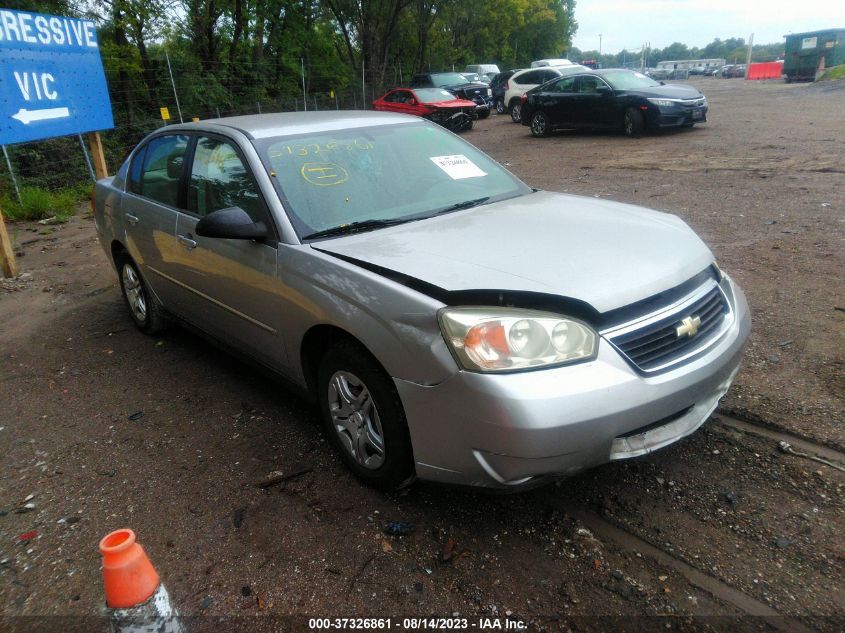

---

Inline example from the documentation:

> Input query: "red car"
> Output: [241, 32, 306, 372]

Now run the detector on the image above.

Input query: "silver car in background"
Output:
[93, 111, 750, 490]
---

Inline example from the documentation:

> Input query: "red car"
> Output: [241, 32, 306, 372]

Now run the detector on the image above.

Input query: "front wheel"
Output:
[317, 341, 415, 490]
[510, 100, 522, 123]
[530, 111, 550, 137]
[477, 108, 490, 119]
[495, 99, 506, 114]
[623, 107, 644, 137]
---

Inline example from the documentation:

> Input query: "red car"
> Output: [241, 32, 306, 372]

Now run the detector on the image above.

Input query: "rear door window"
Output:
[139, 135, 189, 207]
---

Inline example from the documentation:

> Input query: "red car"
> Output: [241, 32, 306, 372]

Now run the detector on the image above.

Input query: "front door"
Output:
[571, 76, 616, 128]
[169, 135, 287, 371]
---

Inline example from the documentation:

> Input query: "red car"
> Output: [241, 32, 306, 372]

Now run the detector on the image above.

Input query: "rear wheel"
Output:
[530, 111, 550, 137]
[495, 99, 506, 114]
[116, 252, 167, 334]
[317, 341, 415, 490]
[623, 107, 644, 137]
[509, 99, 522, 123]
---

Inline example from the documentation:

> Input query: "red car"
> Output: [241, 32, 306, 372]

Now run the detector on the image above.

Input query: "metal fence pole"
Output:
[257, 102, 262, 114]
[78, 134, 96, 182]
[165, 51, 184, 123]
[301, 57, 307, 112]
[2, 145, 21, 204]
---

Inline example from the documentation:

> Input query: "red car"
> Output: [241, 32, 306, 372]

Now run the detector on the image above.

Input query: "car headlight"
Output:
[438, 307, 598, 372]
[647, 98, 677, 107]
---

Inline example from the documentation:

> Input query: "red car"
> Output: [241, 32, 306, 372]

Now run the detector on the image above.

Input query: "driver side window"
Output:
[188, 137, 269, 223]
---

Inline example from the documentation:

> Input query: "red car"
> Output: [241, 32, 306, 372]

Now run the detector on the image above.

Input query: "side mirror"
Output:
[659, 81, 666, 86]
[408, 98, 417, 105]
[596, 85, 612, 95]
[195, 207, 268, 241]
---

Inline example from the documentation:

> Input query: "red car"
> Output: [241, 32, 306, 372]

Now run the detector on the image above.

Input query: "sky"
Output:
[570, 0, 845, 53]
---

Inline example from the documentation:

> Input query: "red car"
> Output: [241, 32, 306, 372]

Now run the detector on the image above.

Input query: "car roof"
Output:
[163, 111, 416, 140]
[514, 65, 589, 78]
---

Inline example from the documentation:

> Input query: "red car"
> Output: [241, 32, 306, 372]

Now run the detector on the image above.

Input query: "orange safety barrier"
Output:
[747, 62, 784, 80]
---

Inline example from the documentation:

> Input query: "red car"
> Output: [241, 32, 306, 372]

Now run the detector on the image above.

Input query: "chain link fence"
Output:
[0, 53, 413, 216]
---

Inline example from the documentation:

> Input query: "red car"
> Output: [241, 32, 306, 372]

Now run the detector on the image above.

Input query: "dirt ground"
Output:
[1, 78, 843, 632]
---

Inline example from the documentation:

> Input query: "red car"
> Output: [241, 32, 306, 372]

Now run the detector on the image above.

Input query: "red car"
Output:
[372, 88, 478, 132]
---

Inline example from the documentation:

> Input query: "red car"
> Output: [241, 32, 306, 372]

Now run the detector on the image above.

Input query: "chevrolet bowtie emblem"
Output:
[676, 315, 702, 338]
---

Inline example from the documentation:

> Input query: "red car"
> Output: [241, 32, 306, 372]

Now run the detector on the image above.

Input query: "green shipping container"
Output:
[783, 29, 845, 81]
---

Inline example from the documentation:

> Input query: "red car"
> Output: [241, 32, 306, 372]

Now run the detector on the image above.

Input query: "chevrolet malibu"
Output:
[93, 112, 750, 491]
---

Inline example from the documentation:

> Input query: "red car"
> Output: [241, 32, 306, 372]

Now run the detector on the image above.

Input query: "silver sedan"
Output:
[93, 111, 750, 490]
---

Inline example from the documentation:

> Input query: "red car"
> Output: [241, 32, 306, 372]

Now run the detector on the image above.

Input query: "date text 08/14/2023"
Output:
[308, 617, 527, 630]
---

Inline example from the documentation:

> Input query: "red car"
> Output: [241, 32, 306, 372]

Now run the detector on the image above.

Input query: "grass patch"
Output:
[1, 183, 91, 222]
[819, 64, 845, 81]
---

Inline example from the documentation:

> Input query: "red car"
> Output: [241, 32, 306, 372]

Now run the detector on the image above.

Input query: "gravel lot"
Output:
[1, 78, 843, 632]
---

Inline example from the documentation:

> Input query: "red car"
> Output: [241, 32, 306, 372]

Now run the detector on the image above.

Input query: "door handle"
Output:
[125, 213, 139, 226]
[177, 233, 197, 250]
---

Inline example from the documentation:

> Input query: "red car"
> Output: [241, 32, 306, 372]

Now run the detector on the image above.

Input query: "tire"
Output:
[509, 99, 522, 123]
[477, 109, 490, 119]
[623, 107, 644, 137]
[116, 252, 167, 334]
[530, 111, 550, 137]
[495, 99, 506, 114]
[317, 341, 415, 491]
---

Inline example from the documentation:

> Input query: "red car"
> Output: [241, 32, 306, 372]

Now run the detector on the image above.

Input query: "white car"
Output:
[531, 58, 576, 67]
[504, 65, 589, 122]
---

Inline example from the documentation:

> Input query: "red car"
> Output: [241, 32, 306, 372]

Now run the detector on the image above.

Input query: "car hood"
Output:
[444, 82, 489, 93]
[426, 98, 477, 108]
[313, 191, 714, 314]
[624, 84, 704, 99]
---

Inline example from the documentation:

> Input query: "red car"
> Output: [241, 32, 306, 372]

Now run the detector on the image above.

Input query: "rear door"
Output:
[170, 134, 286, 370]
[121, 134, 189, 309]
[541, 75, 578, 125]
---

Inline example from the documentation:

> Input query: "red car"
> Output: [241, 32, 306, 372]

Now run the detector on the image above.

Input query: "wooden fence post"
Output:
[87, 132, 108, 180]
[0, 207, 18, 278]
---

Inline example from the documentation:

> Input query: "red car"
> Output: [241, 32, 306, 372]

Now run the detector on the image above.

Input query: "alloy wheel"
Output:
[531, 112, 548, 136]
[122, 264, 147, 324]
[327, 370, 386, 470]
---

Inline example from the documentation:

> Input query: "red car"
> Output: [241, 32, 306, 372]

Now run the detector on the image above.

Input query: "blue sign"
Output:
[0, 9, 114, 145]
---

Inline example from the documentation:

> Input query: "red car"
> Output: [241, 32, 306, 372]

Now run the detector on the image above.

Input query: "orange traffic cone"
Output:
[99, 529, 185, 633]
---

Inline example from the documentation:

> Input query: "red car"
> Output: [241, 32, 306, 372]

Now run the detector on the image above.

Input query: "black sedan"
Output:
[519, 69, 708, 138]
[410, 72, 493, 118]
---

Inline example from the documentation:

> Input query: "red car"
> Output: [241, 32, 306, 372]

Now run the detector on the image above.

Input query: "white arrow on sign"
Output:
[11, 107, 71, 125]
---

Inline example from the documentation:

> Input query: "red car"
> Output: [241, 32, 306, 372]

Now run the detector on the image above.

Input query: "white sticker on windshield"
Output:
[430, 154, 487, 179]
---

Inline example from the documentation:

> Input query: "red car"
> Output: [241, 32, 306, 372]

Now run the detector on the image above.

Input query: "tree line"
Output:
[12, 1, 575, 115]
[572, 37, 786, 70]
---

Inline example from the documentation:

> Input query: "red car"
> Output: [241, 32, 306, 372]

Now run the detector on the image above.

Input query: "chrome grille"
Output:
[605, 283, 730, 373]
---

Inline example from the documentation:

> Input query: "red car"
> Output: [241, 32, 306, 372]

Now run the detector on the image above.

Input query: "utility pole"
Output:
[745, 33, 754, 79]
[599, 34, 603, 58]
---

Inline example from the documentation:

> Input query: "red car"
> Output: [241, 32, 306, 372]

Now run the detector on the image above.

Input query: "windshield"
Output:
[431, 72, 470, 86]
[414, 88, 459, 103]
[601, 70, 661, 90]
[255, 122, 530, 239]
